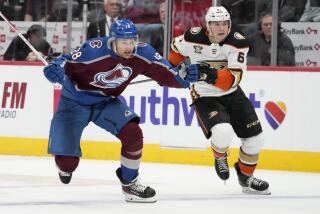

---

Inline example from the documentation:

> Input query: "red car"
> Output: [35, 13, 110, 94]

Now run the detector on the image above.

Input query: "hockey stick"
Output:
[0, 11, 48, 66]
[129, 78, 153, 85]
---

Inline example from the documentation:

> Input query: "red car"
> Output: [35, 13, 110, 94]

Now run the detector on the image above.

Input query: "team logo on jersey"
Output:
[89, 40, 102, 48]
[193, 45, 203, 54]
[234, 32, 245, 40]
[125, 110, 133, 117]
[190, 27, 201, 34]
[90, 64, 132, 88]
[208, 111, 218, 119]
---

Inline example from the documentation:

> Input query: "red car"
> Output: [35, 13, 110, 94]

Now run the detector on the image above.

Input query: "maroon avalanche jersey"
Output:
[61, 37, 181, 104]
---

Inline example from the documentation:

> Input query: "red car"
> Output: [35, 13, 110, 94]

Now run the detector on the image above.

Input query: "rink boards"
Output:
[0, 62, 320, 172]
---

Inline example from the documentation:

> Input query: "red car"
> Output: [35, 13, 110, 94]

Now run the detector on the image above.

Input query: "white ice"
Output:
[0, 155, 319, 214]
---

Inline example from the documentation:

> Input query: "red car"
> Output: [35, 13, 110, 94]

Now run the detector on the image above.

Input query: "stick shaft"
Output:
[129, 78, 153, 85]
[0, 11, 48, 66]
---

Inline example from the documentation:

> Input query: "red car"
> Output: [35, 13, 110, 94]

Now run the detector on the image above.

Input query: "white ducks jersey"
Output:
[171, 27, 250, 97]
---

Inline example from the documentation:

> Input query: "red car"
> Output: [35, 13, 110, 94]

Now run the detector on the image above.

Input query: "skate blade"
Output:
[124, 194, 157, 203]
[242, 187, 271, 195]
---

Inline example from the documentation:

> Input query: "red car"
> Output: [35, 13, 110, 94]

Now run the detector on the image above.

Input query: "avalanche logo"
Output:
[264, 101, 286, 130]
[90, 64, 132, 89]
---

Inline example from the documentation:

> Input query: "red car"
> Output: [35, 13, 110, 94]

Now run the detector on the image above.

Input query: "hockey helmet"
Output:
[205, 6, 231, 27]
[110, 19, 138, 40]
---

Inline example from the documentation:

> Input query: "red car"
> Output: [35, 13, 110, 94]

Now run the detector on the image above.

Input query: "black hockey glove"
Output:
[197, 62, 218, 84]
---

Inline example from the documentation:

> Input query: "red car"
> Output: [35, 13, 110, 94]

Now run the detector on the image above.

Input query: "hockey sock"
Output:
[55, 155, 80, 173]
[238, 161, 256, 176]
[121, 165, 138, 182]
[238, 147, 259, 176]
[117, 122, 143, 182]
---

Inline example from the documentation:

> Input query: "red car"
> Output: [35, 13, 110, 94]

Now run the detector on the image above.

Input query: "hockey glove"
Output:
[174, 62, 199, 88]
[185, 64, 200, 83]
[43, 57, 66, 84]
[197, 62, 218, 84]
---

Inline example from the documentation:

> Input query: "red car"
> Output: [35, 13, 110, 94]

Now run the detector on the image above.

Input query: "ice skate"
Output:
[214, 153, 229, 181]
[116, 168, 156, 203]
[234, 162, 271, 195]
[58, 169, 72, 184]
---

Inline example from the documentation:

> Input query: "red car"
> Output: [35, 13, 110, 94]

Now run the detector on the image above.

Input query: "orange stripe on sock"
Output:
[212, 148, 226, 158]
[238, 161, 256, 176]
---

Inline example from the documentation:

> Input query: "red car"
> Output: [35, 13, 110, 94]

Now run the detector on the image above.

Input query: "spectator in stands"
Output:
[248, 12, 295, 66]
[221, 0, 250, 35]
[0, 0, 26, 21]
[300, 0, 320, 22]
[150, 1, 165, 55]
[3, 24, 52, 61]
[239, 0, 307, 37]
[87, 0, 122, 39]
[122, 0, 160, 24]
[48, 0, 83, 22]
[258, 0, 307, 22]
[24, 0, 55, 21]
[221, 0, 256, 24]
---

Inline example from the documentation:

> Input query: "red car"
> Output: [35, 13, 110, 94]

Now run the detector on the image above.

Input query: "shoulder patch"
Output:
[136, 43, 158, 62]
[154, 52, 162, 60]
[190, 27, 202, 34]
[184, 27, 211, 46]
[221, 30, 249, 49]
[234, 32, 245, 40]
[137, 42, 147, 47]
[89, 40, 103, 48]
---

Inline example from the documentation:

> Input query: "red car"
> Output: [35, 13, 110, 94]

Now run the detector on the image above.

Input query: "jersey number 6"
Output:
[237, 52, 245, 63]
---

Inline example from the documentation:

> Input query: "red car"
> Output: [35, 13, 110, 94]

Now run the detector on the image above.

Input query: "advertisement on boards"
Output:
[1, 64, 320, 152]
[0, 65, 53, 138]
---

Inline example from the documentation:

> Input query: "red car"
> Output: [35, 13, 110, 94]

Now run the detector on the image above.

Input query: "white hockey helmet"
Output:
[205, 6, 231, 28]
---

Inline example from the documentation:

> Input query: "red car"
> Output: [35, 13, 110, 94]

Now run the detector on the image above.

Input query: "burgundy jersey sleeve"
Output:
[136, 43, 182, 88]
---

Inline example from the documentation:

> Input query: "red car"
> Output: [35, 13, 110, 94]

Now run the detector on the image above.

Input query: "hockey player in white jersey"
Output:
[169, 6, 270, 195]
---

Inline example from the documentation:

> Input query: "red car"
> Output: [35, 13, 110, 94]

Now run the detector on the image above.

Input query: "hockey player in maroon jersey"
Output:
[43, 19, 200, 203]
[169, 6, 270, 195]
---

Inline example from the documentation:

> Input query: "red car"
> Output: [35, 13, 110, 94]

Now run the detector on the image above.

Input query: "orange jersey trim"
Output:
[214, 68, 235, 91]
[168, 50, 185, 66]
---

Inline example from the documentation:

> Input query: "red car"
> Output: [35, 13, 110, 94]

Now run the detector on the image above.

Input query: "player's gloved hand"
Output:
[43, 57, 65, 84]
[174, 62, 199, 88]
[197, 62, 218, 84]
[185, 64, 200, 82]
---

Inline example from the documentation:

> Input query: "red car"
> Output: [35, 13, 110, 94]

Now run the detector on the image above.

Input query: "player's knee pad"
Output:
[117, 121, 143, 159]
[210, 123, 234, 150]
[55, 155, 80, 173]
[240, 132, 264, 155]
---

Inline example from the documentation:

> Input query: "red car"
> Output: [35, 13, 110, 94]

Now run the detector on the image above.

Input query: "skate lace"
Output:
[247, 176, 263, 188]
[216, 157, 228, 172]
[131, 179, 147, 193]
